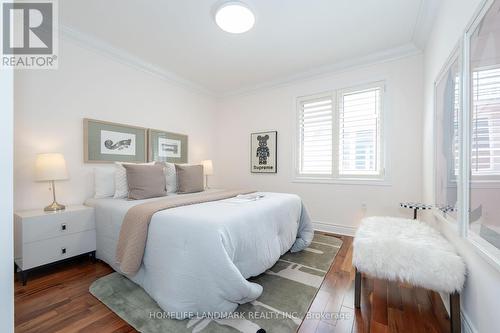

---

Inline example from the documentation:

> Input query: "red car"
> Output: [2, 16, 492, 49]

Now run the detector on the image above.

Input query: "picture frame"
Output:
[251, 131, 277, 173]
[83, 118, 147, 163]
[148, 129, 188, 163]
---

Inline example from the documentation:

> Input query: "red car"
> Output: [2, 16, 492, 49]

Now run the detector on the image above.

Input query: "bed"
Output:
[85, 189, 313, 319]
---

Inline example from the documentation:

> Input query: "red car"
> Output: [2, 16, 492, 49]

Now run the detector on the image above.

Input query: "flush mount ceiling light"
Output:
[214, 1, 255, 34]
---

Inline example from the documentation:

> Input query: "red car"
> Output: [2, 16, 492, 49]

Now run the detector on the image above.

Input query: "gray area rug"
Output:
[89, 232, 342, 333]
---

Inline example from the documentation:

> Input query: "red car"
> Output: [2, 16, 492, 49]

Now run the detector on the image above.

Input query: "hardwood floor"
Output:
[14, 234, 451, 333]
[298, 235, 451, 333]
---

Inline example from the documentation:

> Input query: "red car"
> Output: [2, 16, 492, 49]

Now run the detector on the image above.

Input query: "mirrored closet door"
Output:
[468, 0, 500, 252]
[435, 47, 461, 223]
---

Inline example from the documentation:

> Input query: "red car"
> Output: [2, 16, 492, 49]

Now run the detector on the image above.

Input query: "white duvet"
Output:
[85, 191, 313, 319]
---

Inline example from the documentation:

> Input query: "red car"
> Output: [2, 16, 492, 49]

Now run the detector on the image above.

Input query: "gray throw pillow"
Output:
[175, 164, 204, 194]
[123, 164, 167, 200]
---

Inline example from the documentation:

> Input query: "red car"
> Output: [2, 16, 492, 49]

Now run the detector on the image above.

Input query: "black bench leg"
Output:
[89, 250, 96, 263]
[20, 270, 28, 286]
[354, 267, 361, 308]
[450, 292, 461, 333]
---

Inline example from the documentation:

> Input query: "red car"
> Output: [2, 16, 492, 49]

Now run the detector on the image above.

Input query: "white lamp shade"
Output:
[202, 160, 214, 175]
[35, 153, 69, 181]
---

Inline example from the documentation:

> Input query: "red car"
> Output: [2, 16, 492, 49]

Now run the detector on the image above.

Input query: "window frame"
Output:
[293, 81, 388, 185]
[336, 82, 386, 180]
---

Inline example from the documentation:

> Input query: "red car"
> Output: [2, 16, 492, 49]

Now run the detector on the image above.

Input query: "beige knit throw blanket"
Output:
[116, 189, 255, 275]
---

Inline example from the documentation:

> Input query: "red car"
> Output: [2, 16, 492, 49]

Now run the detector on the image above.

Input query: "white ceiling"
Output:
[60, 0, 437, 95]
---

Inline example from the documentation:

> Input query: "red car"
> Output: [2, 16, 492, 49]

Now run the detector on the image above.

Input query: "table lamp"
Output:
[35, 153, 69, 212]
[201, 160, 213, 189]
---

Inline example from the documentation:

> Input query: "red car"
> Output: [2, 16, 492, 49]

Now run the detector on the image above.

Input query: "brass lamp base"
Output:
[44, 202, 66, 212]
[44, 180, 65, 212]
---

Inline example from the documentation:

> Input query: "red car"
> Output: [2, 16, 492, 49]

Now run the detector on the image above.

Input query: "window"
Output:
[296, 82, 385, 182]
[338, 86, 382, 176]
[298, 95, 333, 175]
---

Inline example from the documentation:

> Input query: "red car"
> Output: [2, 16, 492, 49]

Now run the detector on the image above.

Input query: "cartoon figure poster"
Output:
[251, 131, 277, 173]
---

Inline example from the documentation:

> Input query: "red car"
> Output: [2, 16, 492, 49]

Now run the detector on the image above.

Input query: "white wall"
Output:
[1, 66, 14, 333]
[13, 4, 499, 331]
[14, 38, 217, 210]
[422, 1, 500, 332]
[213, 55, 424, 231]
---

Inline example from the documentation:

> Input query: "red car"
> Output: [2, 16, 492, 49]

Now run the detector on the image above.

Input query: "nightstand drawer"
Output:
[21, 208, 95, 243]
[22, 230, 96, 270]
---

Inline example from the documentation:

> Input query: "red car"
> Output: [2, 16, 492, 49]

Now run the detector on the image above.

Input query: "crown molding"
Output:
[60, 25, 424, 100]
[220, 43, 422, 99]
[59, 25, 217, 98]
[412, 0, 442, 49]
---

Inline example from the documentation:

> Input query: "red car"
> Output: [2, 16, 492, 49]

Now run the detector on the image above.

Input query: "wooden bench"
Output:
[352, 216, 466, 333]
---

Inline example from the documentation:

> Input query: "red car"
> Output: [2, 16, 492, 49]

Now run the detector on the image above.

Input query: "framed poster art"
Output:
[148, 129, 188, 163]
[84, 118, 147, 163]
[251, 131, 277, 173]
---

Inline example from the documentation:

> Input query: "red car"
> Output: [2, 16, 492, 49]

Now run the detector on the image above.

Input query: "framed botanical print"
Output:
[83, 118, 147, 163]
[251, 131, 277, 173]
[148, 129, 188, 163]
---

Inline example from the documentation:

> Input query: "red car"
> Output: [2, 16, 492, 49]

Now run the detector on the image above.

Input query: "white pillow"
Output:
[164, 162, 177, 193]
[94, 167, 116, 198]
[113, 161, 155, 198]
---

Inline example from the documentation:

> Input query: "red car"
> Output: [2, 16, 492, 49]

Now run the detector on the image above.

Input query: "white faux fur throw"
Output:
[352, 216, 466, 293]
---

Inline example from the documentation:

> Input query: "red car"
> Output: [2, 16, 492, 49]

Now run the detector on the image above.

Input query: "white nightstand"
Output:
[14, 205, 96, 285]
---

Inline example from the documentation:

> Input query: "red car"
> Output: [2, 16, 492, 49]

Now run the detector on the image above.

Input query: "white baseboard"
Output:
[461, 309, 477, 333]
[312, 221, 357, 237]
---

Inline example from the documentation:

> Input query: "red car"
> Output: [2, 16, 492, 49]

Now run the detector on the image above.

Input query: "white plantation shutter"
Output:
[298, 95, 333, 175]
[338, 86, 382, 176]
[296, 82, 385, 181]
[471, 67, 500, 176]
